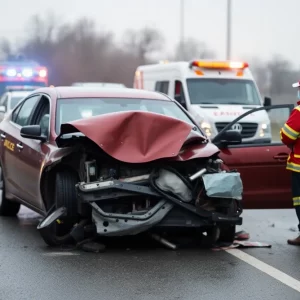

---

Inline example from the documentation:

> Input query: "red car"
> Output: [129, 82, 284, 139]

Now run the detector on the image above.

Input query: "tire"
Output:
[39, 169, 79, 246]
[218, 225, 236, 245]
[0, 165, 20, 217]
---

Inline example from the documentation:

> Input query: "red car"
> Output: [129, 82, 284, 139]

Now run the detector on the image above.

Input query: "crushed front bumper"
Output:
[76, 178, 243, 237]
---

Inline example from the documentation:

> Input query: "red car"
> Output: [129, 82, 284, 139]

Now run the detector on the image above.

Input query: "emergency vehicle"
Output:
[0, 57, 48, 95]
[134, 60, 272, 143]
[0, 86, 41, 122]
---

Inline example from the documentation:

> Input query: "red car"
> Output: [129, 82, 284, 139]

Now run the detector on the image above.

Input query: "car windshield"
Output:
[56, 97, 200, 134]
[186, 78, 261, 105]
[10, 96, 25, 109]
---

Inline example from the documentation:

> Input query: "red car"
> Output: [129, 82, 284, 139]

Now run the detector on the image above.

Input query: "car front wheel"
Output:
[0, 166, 21, 217]
[39, 169, 79, 246]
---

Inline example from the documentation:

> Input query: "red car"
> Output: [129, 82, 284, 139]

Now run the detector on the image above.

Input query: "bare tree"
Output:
[249, 57, 269, 95]
[174, 38, 215, 60]
[0, 38, 13, 57]
[267, 55, 294, 96]
[123, 27, 164, 64]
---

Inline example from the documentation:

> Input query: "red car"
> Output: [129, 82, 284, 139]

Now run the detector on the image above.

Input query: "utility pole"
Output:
[226, 0, 232, 60]
[180, 0, 185, 60]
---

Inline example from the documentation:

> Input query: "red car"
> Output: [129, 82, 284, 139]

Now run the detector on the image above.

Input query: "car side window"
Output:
[11, 105, 22, 123]
[14, 95, 40, 127]
[155, 81, 169, 94]
[174, 80, 187, 108]
[30, 96, 50, 138]
[3, 97, 8, 108]
[0, 94, 8, 107]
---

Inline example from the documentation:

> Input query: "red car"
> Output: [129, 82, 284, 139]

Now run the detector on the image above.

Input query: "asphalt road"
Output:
[1, 207, 300, 300]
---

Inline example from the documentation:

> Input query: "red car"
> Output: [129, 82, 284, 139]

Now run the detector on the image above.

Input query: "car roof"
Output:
[34, 87, 172, 101]
[10, 91, 31, 97]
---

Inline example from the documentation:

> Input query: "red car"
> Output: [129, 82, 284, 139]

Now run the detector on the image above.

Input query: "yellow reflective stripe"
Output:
[295, 106, 300, 112]
[287, 163, 300, 172]
[280, 130, 284, 140]
[293, 198, 300, 206]
[282, 125, 298, 140]
[288, 161, 300, 166]
[285, 123, 300, 135]
[294, 154, 300, 158]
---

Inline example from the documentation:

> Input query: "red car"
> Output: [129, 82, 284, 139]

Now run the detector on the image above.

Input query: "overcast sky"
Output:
[1, 0, 299, 65]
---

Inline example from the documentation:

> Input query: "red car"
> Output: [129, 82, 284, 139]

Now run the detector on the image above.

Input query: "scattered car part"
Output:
[151, 233, 177, 250]
[37, 207, 67, 230]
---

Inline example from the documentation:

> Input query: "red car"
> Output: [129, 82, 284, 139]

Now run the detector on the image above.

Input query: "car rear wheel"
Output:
[0, 166, 20, 217]
[39, 169, 79, 246]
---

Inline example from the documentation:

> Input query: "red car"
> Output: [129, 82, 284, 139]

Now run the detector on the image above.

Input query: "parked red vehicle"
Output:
[0, 87, 293, 247]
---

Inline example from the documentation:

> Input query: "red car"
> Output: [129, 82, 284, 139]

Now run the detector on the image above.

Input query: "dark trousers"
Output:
[291, 171, 300, 231]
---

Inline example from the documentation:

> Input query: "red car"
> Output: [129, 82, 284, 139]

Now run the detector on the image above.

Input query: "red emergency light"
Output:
[0, 64, 48, 85]
[189, 60, 249, 70]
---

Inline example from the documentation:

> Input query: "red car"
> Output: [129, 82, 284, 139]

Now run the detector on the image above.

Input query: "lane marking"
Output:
[226, 249, 300, 293]
[43, 252, 80, 257]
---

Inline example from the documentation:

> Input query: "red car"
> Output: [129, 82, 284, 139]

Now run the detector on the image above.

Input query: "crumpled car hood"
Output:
[56, 111, 218, 163]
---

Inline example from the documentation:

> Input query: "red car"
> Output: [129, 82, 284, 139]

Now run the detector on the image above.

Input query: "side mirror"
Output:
[20, 125, 46, 142]
[0, 106, 6, 113]
[264, 97, 272, 107]
[218, 130, 242, 147]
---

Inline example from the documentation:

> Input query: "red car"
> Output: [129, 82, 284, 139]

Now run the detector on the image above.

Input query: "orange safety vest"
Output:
[280, 103, 300, 172]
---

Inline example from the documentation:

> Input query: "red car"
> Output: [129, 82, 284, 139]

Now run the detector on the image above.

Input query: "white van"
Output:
[133, 60, 272, 143]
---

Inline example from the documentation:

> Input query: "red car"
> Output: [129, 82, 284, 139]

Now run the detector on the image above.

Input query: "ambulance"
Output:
[133, 60, 272, 143]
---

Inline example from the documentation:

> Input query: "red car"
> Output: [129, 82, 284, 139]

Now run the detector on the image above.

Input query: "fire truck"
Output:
[0, 56, 48, 95]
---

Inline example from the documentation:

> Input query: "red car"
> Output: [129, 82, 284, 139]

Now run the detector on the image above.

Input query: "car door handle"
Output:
[0, 133, 6, 139]
[16, 143, 23, 150]
[273, 153, 289, 160]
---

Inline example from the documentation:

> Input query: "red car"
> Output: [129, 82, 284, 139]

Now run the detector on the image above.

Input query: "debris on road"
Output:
[81, 242, 106, 253]
[212, 240, 272, 251]
[235, 230, 250, 240]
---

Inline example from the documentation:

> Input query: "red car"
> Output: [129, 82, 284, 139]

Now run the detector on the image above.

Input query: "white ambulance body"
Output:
[133, 60, 272, 143]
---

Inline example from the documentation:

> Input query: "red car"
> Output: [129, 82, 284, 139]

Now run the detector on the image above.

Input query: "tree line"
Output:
[0, 13, 299, 101]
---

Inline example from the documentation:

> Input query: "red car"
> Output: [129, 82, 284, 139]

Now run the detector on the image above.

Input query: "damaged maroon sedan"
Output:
[0, 87, 243, 248]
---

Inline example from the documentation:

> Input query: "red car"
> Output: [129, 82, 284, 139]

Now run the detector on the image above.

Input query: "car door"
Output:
[0, 94, 43, 207]
[12, 95, 51, 211]
[212, 104, 294, 209]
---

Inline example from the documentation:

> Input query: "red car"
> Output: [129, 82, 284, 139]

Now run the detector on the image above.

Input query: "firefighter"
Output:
[281, 80, 300, 245]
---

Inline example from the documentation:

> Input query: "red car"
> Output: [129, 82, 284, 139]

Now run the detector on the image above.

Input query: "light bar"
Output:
[22, 68, 33, 77]
[190, 60, 249, 70]
[1, 66, 48, 79]
[39, 69, 47, 78]
[6, 68, 17, 77]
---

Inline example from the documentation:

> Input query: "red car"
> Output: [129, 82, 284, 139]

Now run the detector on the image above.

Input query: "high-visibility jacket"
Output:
[280, 103, 300, 172]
